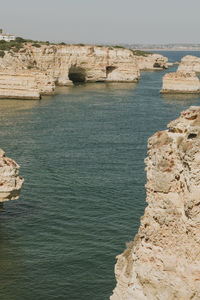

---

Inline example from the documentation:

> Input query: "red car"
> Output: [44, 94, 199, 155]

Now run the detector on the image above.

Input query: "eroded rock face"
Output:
[0, 45, 168, 99]
[111, 106, 200, 300]
[136, 54, 168, 71]
[0, 149, 23, 202]
[178, 55, 200, 73]
[0, 72, 41, 100]
[161, 71, 200, 94]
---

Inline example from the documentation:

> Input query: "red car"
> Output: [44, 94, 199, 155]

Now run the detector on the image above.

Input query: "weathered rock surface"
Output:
[0, 72, 41, 99]
[166, 62, 174, 67]
[111, 106, 200, 300]
[0, 149, 23, 202]
[178, 55, 200, 73]
[0, 45, 168, 99]
[161, 71, 200, 94]
[136, 53, 168, 70]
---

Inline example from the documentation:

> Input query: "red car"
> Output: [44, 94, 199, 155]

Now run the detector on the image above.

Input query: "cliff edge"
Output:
[111, 106, 200, 300]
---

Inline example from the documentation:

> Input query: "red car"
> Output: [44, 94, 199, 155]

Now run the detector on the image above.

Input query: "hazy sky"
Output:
[1, 0, 200, 44]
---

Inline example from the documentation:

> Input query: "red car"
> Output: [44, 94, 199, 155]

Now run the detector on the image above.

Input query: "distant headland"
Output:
[123, 43, 200, 51]
[0, 32, 169, 99]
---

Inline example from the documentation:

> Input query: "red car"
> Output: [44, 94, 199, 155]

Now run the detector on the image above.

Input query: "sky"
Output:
[1, 0, 200, 44]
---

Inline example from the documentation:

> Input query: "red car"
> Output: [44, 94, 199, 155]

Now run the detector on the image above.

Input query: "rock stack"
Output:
[161, 55, 200, 94]
[178, 55, 200, 73]
[0, 149, 23, 203]
[111, 106, 200, 300]
[161, 71, 200, 94]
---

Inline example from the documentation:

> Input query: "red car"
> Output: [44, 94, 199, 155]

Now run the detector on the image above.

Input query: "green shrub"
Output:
[32, 43, 41, 48]
[12, 48, 20, 53]
[0, 50, 5, 58]
[113, 45, 125, 49]
[130, 49, 153, 57]
[15, 37, 26, 43]
[0, 39, 24, 52]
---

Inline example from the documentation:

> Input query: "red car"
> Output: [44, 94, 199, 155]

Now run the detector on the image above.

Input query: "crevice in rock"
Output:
[188, 133, 197, 139]
[106, 66, 117, 76]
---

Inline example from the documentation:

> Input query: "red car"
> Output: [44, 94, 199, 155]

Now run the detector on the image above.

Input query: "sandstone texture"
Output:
[0, 148, 23, 202]
[111, 106, 200, 300]
[178, 55, 200, 73]
[0, 44, 168, 99]
[136, 53, 168, 71]
[161, 71, 200, 94]
[0, 72, 40, 99]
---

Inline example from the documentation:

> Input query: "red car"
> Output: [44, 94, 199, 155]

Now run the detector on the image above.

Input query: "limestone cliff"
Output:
[136, 53, 168, 71]
[0, 72, 40, 99]
[0, 44, 168, 99]
[0, 149, 23, 202]
[111, 106, 200, 300]
[178, 55, 200, 73]
[161, 71, 200, 94]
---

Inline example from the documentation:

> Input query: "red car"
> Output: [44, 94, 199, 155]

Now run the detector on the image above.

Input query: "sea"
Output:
[0, 51, 200, 300]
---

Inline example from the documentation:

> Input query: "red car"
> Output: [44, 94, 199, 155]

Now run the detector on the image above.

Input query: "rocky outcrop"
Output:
[178, 55, 200, 73]
[0, 45, 168, 99]
[111, 106, 200, 300]
[161, 71, 200, 94]
[136, 53, 168, 70]
[0, 148, 23, 202]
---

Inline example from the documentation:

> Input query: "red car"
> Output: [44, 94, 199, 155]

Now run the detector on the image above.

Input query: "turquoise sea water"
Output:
[1, 51, 200, 300]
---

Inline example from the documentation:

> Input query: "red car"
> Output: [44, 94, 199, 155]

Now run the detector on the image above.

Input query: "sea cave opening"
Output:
[153, 62, 161, 68]
[106, 66, 117, 76]
[68, 66, 86, 84]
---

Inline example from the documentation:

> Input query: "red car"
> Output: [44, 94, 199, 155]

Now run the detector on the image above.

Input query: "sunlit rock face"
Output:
[178, 55, 200, 73]
[0, 149, 24, 202]
[161, 71, 200, 94]
[111, 106, 200, 300]
[0, 45, 140, 88]
[0, 44, 168, 99]
[0, 72, 41, 100]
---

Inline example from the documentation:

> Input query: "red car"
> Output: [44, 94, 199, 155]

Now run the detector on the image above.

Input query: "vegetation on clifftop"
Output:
[0, 39, 24, 55]
[97, 45, 153, 56]
[0, 36, 153, 58]
[0, 50, 5, 57]
[130, 49, 153, 56]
